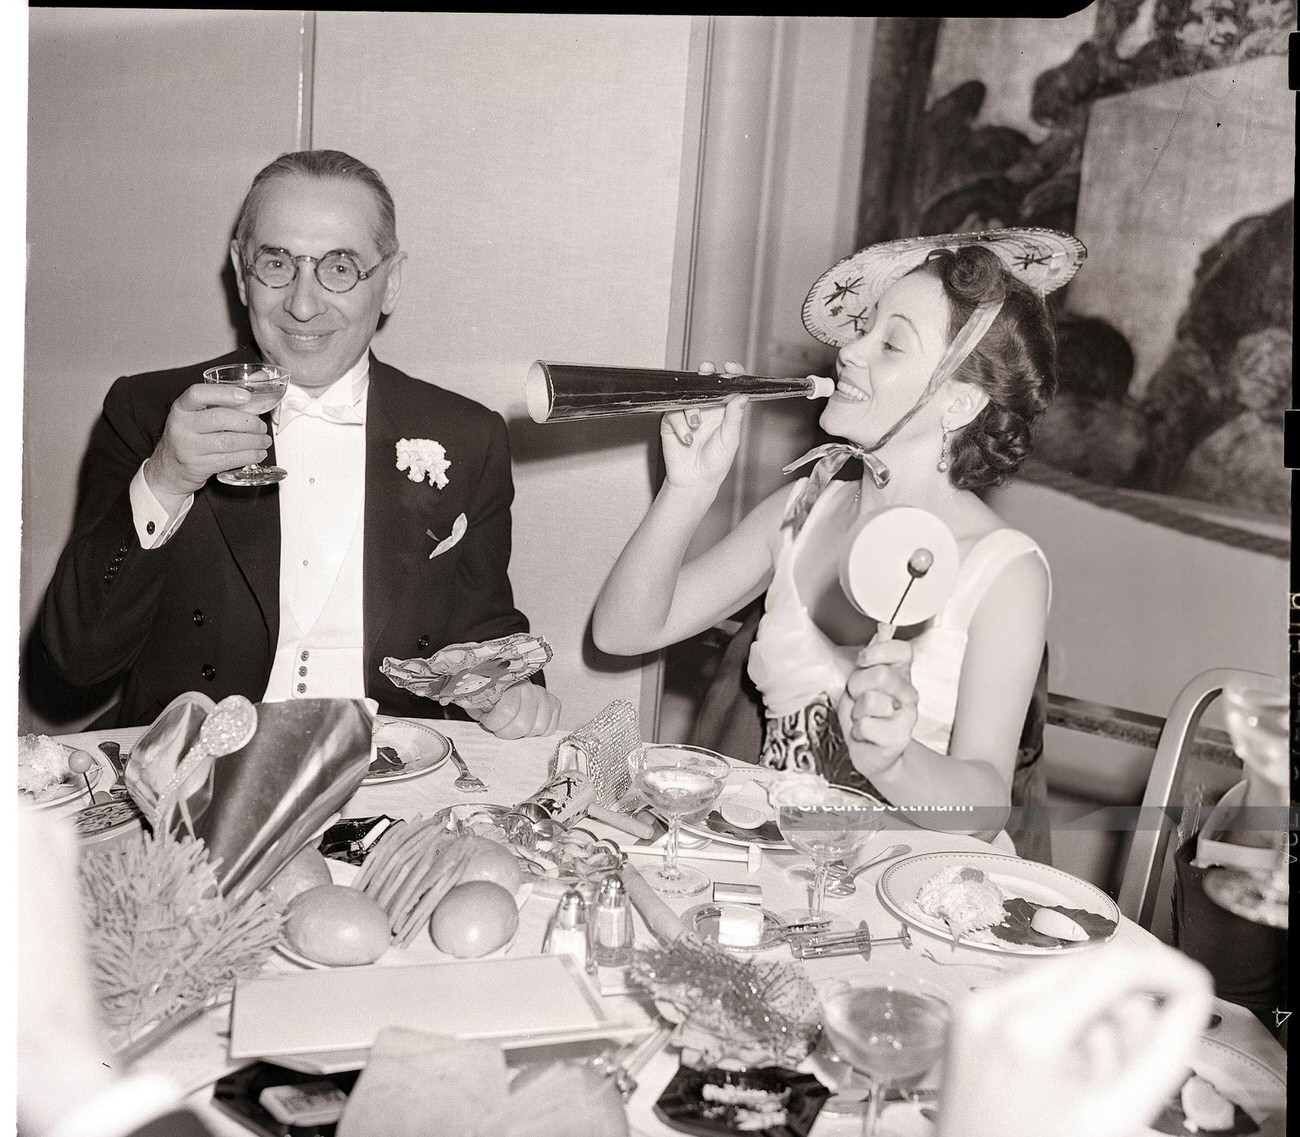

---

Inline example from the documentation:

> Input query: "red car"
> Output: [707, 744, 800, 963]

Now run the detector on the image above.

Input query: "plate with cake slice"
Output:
[878, 851, 1120, 955]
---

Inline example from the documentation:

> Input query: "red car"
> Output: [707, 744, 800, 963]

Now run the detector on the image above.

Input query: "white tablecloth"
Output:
[53, 720, 1287, 1137]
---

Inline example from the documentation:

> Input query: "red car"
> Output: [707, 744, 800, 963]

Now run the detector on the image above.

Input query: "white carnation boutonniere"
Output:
[396, 438, 450, 489]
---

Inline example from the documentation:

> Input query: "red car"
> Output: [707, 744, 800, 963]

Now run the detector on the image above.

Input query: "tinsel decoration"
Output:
[78, 829, 283, 1054]
[627, 939, 821, 1068]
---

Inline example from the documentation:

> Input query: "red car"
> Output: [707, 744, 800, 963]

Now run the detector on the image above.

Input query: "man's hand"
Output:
[145, 383, 271, 508]
[475, 681, 561, 739]
[837, 639, 919, 776]
[937, 940, 1212, 1137]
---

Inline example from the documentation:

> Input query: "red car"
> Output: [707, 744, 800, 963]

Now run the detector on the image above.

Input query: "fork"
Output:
[825, 843, 912, 897]
[446, 738, 488, 793]
[96, 741, 131, 802]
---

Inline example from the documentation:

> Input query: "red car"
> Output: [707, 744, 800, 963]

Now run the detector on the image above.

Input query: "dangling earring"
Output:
[937, 427, 951, 473]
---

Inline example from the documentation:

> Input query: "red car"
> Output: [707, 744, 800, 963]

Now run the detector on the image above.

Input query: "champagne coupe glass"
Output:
[776, 783, 879, 928]
[820, 971, 952, 1137]
[203, 363, 291, 486]
[1203, 676, 1289, 929]
[631, 744, 730, 897]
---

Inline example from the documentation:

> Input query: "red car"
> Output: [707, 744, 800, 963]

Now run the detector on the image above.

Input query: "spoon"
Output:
[156, 695, 258, 829]
[825, 843, 912, 896]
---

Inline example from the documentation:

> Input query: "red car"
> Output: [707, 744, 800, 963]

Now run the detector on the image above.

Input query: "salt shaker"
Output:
[543, 887, 590, 970]
[589, 873, 634, 967]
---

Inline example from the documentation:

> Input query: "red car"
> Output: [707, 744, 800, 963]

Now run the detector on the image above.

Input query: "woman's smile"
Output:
[833, 376, 870, 404]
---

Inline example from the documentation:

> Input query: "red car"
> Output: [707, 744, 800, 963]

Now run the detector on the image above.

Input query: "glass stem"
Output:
[861, 1077, 884, 1137]
[662, 815, 683, 880]
[811, 851, 830, 920]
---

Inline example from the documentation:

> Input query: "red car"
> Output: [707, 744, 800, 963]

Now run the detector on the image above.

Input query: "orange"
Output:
[264, 845, 333, 906]
[454, 835, 523, 893]
[429, 881, 519, 958]
[284, 885, 390, 965]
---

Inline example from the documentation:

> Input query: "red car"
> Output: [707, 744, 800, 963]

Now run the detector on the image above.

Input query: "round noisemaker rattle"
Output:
[838, 506, 959, 643]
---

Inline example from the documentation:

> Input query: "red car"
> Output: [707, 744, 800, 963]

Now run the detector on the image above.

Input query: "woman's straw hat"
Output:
[802, 227, 1087, 348]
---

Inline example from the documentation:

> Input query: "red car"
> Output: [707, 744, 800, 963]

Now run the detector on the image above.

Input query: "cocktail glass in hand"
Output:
[776, 783, 879, 928]
[1203, 676, 1289, 930]
[631, 744, 730, 898]
[820, 971, 952, 1137]
[203, 363, 291, 486]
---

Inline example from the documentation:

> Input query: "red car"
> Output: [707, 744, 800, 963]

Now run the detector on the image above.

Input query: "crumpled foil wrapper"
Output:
[380, 632, 552, 713]
[124, 694, 374, 904]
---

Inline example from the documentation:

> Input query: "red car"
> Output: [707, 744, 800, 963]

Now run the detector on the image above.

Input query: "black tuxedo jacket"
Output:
[40, 348, 532, 726]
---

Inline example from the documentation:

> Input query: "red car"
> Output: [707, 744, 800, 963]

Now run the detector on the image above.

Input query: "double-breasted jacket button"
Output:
[192, 609, 205, 627]
[417, 635, 431, 652]
[201, 664, 216, 680]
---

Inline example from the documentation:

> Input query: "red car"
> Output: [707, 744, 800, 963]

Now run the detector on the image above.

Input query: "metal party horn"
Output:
[526, 361, 834, 423]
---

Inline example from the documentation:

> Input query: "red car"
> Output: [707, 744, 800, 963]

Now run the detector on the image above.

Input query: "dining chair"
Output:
[1116, 667, 1267, 932]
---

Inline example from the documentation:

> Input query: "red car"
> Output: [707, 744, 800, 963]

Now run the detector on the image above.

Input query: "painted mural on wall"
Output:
[865, 1, 1294, 519]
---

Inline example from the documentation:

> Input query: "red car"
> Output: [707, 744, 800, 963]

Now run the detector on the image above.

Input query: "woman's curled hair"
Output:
[916, 245, 1058, 490]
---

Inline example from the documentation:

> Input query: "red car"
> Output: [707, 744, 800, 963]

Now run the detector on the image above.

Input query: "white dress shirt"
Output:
[130, 356, 371, 702]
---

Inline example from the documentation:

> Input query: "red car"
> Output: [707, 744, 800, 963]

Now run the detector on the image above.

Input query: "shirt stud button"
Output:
[298, 666, 307, 677]
[201, 664, 216, 680]
[301, 651, 309, 661]
[296, 683, 306, 694]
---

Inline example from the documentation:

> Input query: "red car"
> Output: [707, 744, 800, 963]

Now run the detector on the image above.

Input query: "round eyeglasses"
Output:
[244, 248, 394, 294]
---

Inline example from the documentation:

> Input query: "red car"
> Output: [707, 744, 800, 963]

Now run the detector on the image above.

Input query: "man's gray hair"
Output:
[234, 150, 399, 258]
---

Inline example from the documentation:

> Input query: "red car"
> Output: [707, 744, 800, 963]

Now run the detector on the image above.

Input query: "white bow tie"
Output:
[275, 386, 367, 429]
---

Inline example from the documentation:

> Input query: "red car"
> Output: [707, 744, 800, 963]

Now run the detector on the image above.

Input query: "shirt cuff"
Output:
[47, 1072, 185, 1137]
[130, 462, 193, 548]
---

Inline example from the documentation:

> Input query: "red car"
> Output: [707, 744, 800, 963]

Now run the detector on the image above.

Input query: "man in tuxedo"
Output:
[40, 149, 560, 737]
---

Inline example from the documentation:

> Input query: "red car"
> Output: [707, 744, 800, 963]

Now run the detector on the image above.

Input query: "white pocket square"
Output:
[427, 513, 468, 559]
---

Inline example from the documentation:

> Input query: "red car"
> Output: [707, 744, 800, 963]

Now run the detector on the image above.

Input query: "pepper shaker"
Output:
[543, 887, 590, 970]
[589, 872, 635, 967]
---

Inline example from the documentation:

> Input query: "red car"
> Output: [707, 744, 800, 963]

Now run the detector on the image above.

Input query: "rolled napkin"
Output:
[621, 861, 689, 944]
[380, 633, 552, 714]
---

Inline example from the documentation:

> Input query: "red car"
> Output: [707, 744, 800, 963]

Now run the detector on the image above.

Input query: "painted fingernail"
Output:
[688, 413, 701, 429]
[683, 433, 694, 446]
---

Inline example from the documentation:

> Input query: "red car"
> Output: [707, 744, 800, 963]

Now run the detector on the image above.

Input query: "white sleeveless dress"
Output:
[747, 480, 1050, 774]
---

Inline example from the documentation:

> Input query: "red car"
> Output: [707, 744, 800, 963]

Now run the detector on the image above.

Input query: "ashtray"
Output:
[655, 1064, 831, 1137]
[683, 903, 786, 952]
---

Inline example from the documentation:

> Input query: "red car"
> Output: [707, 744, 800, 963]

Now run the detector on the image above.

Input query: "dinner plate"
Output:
[1145, 1036, 1287, 1136]
[681, 772, 881, 851]
[364, 718, 451, 784]
[878, 851, 1120, 955]
[19, 745, 102, 809]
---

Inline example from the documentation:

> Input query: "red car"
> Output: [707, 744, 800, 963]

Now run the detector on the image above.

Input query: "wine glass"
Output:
[1203, 676, 1289, 929]
[203, 363, 291, 486]
[631, 744, 730, 897]
[820, 971, 952, 1137]
[775, 782, 880, 928]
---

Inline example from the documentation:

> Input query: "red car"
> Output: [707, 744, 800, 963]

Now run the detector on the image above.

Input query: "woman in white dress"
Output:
[593, 229, 1083, 850]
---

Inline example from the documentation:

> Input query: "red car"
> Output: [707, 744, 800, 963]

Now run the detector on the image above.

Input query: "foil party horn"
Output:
[526, 361, 834, 423]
